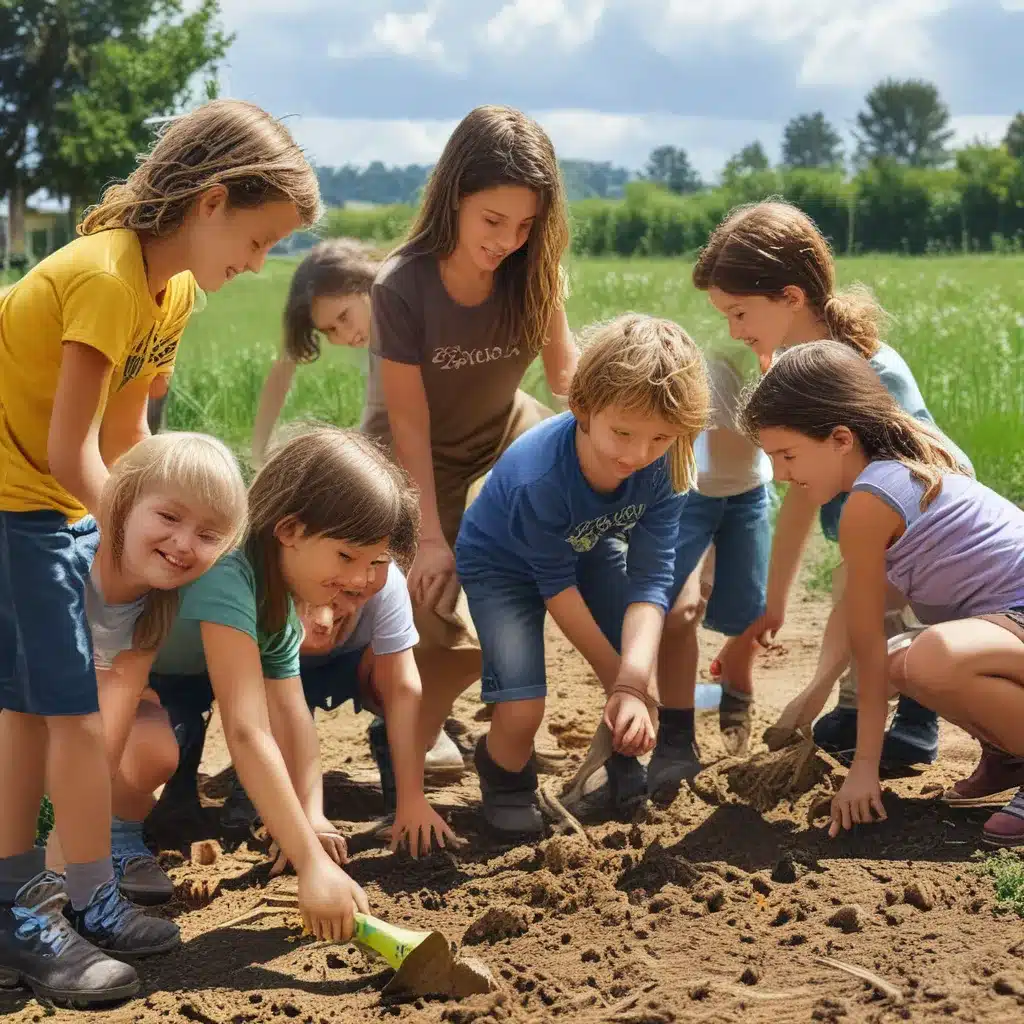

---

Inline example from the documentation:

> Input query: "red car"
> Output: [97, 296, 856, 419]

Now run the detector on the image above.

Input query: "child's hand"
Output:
[297, 857, 369, 942]
[269, 817, 348, 876]
[408, 537, 456, 608]
[828, 761, 887, 838]
[747, 602, 785, 648]
[391, 795, 457, 858]
[603, 691, 656, 757]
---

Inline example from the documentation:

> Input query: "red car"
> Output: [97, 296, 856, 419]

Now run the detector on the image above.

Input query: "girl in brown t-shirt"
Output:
[366, 105, 578, 756]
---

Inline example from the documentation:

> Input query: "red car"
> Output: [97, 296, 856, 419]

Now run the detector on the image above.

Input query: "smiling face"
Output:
[187, 189, 303, 293]
[758, 425, 858, 506]
[120, 488, 233, 590]
[309, 291, 371, 349]
[454, 185, 539, 275]
[274, 519, 392, 609]
[708, 286, 806, 370]
[576, 404, 682, 492]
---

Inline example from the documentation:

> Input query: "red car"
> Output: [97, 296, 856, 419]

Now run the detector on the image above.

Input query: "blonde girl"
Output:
[366, 105, 578, 762]
[0, 98, 318, 1008]
[743, 342, 1024, 846]
[455, 315, 709, 834]
[251, 240, 379, 465]
[693, 199, 970, 768]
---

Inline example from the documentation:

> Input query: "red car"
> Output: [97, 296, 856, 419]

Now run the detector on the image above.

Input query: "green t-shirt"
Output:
[153, 548, 302, 680]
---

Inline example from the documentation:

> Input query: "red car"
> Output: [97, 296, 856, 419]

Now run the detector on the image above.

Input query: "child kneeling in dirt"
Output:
[744, 341, 1024, 847]
[455, 314, 711, 835]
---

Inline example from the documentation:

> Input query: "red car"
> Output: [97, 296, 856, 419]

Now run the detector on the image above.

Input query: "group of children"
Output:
[1, 96, 1023, 1011]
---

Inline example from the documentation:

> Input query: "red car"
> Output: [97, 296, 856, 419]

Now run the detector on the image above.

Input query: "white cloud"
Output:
[482, 0, 607, 52]
[949, 114, 1014, 147]
[291, 108, 784, 178]
[639, 0, 957, 87]
[328, 5, 447, 65]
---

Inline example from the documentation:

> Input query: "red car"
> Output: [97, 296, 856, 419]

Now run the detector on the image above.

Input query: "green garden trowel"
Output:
[353, 913, 495, 999]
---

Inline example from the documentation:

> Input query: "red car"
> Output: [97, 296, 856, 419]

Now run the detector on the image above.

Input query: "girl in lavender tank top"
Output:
[743, 340, 1024, 849]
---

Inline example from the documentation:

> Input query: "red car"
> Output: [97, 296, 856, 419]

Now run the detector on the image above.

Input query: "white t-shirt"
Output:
[694, 354, 773, 498]
[85, 565, 148, 670]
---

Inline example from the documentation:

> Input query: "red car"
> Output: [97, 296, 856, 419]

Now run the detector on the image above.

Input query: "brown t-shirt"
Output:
[362, 251, 535, 475]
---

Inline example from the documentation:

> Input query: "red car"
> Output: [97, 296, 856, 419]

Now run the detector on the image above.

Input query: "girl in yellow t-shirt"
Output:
[0, 99, 322, 1009]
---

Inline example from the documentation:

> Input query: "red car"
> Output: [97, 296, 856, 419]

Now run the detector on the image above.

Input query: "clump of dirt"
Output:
[463, 906, 531, 946]
[827, 904, 866, 933]
[725, 736, 841, 811]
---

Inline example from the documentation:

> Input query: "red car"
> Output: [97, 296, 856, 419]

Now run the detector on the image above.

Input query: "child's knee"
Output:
[666, 595, 706, 633]
[897, 628, 958, 696]
[491, 697, 545, 736]
[127, 705, 180, 785]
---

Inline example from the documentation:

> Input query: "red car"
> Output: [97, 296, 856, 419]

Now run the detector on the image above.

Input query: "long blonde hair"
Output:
[742, 341, 968, 508]
[247, 427, 420, 634]
[693, 200, 887, 359]
[568, 314, 710, 492]
[79, 99, 320, 236]
[101, 433, 248, 651]
[396, 105, 569, 356]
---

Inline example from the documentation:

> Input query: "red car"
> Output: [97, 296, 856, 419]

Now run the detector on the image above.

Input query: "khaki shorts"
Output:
[417, 390, 553, 652]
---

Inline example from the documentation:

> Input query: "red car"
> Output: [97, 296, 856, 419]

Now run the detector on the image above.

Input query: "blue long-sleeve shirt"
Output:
[455, 413, 683, 611]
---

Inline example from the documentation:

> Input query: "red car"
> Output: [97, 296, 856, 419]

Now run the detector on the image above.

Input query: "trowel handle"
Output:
[352, 912, 419, 970]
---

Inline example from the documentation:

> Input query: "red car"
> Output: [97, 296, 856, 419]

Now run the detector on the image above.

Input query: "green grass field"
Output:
[167, 254, 1024, 502]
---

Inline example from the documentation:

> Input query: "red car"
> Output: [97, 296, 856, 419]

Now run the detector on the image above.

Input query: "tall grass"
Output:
[168, 254, 1024, 501]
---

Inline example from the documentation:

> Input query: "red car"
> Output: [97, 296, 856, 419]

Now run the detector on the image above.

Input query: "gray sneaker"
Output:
[113, 826, 174, 907]
[0, 872, 139, 1008]
[474, 736, 545, 836]
[648, 734, 702, 801]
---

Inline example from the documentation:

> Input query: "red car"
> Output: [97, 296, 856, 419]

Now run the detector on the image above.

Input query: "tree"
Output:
[36, 1, 231, 219]
[644, 145, 701, 194]
[781, 112, 844, 169]
[722, 141, 770, 185]
[1005, 112, 1024, 161]
[853, 78, 954, 168]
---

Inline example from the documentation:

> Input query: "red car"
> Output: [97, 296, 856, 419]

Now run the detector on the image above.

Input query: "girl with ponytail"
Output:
[743, 341, 1024, 848]
[693, 199, 971, 766]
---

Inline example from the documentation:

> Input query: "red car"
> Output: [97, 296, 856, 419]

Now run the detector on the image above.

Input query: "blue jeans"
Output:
[463, 536, 637, 705]
[673, 486, 772, 637]
[0, 511, 100, 715]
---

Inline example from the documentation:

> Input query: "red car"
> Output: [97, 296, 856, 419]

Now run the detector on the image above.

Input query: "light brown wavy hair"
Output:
[247, 426, 420, 634]
[569, 314, 710, 492]
[78, 99, 320, 236]
[395, 105, 569, 356]
[742, 340, 969, 509]
[283, 239, 380, 363]
[101, 433, 248, 652]
[693, 200, 887, 359]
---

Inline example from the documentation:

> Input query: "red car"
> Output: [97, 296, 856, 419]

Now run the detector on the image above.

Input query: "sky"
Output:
[113, 0, 1024, 181]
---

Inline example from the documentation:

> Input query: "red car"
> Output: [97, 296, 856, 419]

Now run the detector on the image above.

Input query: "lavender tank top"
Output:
[852, 460, 1024, 625]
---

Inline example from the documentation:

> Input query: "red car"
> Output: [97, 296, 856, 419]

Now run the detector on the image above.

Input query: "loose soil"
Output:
[5, 575, 1024, 1024]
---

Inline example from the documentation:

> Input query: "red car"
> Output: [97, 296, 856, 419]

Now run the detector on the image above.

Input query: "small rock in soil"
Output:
[740, 966, 761, 986]
[771, 856, 803, 884]
[883, 909, 904, 927]
[463, 906, 531, 946]
[190, 840, 220, 866]
[993, 974, 1024, 997]
[751, 875, 773, 896]
[827, 905, 865, 933]
[904, 880, 936, 911]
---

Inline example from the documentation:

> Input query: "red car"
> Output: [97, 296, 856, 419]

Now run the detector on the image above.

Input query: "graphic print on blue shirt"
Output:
[456, 413, 683, 612]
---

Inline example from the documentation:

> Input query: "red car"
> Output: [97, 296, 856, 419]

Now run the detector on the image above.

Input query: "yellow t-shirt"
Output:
[0, 229, 195, 519]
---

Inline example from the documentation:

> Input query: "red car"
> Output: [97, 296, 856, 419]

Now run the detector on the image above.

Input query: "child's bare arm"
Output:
[252, 356, 296, 467]
[48, 341, 113, 517]
[545, 587, 620, 692]
[264, 676, 326, 823]
[759, 484, 817, 639]
[541, 309, 577, 400]
[96, 649, 158, 775]
[99, 373, 154, 465]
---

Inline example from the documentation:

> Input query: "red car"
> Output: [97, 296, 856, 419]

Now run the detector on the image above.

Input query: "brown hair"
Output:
[101, 433, 248, 651]
[395, 105, 569, 356]
[78, 99, 320, 236]
[283, 239, 380, 363]
[693, 200, 885, 359]
[742, 340, 968, 508]
[247, 426, 420, 633]
[568, 314, 710, 492]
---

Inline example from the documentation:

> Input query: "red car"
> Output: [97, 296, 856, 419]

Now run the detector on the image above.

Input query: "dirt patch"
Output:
[4, 565, 1022, 1023]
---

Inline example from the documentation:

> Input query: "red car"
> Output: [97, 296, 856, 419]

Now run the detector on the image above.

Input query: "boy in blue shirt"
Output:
[456, 314, 711, 834]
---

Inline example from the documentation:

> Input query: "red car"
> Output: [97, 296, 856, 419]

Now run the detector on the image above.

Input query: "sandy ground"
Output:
[4, 569, 1024, 1024]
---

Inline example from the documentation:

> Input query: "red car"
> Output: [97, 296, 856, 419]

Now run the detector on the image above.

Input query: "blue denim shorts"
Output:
[462, 536, 633, 705]
[673, 486, 772, 637]
[150, 644, 370, 731]
[0, 510, 100, 716]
